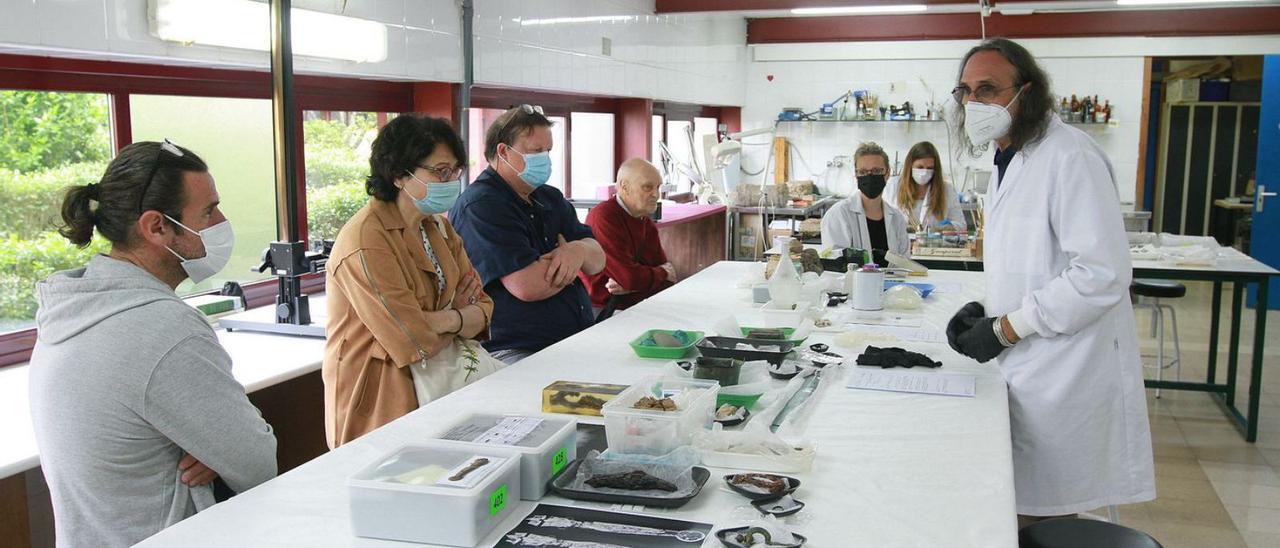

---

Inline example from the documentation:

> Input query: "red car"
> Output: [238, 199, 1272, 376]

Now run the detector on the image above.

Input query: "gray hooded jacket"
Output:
[28, 254, 277, 548]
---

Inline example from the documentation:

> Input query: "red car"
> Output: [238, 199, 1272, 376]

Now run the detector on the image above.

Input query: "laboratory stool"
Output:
[1132, 279, 1185, 398]
[1019, 518, 1162, 548]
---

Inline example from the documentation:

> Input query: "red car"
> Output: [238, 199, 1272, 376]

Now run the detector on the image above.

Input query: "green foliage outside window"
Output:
[0, 91, 112, 330]
[303, 113, 378, 241]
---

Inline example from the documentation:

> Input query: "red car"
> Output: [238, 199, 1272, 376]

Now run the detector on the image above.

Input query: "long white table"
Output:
[136, 261, 1018, 547]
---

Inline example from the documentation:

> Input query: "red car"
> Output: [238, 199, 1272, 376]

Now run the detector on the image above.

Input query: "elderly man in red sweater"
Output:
[583, 158, 677, 313]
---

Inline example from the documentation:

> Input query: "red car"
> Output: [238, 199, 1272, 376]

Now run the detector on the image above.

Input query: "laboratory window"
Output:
[130, 94, 277, 295]
[568, 112, 614, 199]
[651, 114, 664, 173]
[665, 119, 695, 193]
[0, 90, 113, 334]
[302, 110, 393, 242]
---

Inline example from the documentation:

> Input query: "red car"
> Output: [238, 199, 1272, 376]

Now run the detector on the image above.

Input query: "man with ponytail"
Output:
[28, 141, 277, 547]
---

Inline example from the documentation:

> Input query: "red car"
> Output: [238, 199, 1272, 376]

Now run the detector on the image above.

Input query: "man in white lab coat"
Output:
[944, 38, 1155, 526]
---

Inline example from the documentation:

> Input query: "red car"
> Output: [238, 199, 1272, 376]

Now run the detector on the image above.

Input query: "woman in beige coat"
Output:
[323, 115, 493, 447]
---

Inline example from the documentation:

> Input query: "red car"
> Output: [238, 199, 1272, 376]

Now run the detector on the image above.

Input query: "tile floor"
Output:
[1085, 280, 1280, 548]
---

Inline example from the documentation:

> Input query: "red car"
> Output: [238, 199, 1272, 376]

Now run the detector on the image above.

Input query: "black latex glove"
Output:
[946, 301, 986, 354]
[955, 317, 1006, 363]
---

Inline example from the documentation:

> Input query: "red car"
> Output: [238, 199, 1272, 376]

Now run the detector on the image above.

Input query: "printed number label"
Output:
[551, 447, 568, 475]
[489, 484, 507, 516]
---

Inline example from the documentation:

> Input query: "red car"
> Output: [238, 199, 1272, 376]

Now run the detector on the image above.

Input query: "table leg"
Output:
[1226, 283, 1244, 407]
[1208, 280, 1223, 384]
[1246, 279, 1269, 442]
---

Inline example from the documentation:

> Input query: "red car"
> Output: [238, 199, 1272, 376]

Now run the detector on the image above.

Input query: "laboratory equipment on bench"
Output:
[219, 240, 332, 337]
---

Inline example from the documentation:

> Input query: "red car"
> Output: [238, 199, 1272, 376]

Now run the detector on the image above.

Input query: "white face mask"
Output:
[163, 214, 235, 284]
[912, 168, 934, 185]
[964, 86, 1024, 145]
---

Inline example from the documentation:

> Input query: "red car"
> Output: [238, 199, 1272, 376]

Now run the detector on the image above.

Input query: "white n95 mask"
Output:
[964, 86, 1024, 145]
[912, 168, 934, 185]
[163, 214, 235, 284]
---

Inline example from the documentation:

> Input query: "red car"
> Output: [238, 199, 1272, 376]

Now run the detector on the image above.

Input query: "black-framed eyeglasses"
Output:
[414, 163, 464, 181]
[855, 168, 888, 177]
[137, 139, 185, 213]
[951, 83, 1020, 104]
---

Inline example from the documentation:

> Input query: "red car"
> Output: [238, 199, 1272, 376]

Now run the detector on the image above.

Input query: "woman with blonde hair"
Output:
[890, 141, 966, 232]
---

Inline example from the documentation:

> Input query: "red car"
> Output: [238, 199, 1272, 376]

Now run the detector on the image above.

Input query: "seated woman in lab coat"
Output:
[888, 141, 967, 233]
[819, 141, 910, 259]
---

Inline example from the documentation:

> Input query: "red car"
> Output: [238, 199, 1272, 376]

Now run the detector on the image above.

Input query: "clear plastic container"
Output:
[601, 376, 719, 456]
[348, 442, 522, 547]
[433, 413, 577, 500]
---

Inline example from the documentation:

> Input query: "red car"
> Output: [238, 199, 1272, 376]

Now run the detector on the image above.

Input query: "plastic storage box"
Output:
[433, 413, 578, 500]
[602, 376, 719, 456]
[348, 442, 522, 546]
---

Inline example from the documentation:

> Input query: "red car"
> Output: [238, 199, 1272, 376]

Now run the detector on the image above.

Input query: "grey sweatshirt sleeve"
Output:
[143, 333, 278, 494]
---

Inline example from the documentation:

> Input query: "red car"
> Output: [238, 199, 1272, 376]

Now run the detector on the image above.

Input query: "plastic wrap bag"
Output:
[566, 450, 700, 498]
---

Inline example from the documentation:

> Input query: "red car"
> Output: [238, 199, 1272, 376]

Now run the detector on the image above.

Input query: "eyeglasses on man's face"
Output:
[951, 83, 1020, 104]
[855, 168, 888, 177]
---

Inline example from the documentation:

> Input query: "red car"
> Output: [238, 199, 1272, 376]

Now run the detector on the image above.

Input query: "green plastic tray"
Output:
[738, 326, 808, 345]
[629, 329, 705, 360]
[717, 392, 764, 409]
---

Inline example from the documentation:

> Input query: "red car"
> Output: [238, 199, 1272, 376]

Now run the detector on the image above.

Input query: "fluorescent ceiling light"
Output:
[791, 4, 928, 15]
[519, 15, 636, 26]
[150, 0, 388, 63]
[1116, 0, 1257, 5]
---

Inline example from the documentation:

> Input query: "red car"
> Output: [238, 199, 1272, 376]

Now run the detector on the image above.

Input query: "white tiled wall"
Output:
[741, 35, 1280, 205]
[0, 0, 746, 107]
[471, 0, 745, 106]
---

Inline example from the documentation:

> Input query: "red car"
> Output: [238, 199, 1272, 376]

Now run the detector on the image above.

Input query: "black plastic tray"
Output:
[697, 336, 795, 365]
[546, 459, 710, 508]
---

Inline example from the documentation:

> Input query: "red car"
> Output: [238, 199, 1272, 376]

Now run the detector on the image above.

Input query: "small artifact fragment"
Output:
[736, 527, 776, 546]
[715, 404, 743, 420]
[731, 473, 787, 494]
[585, 470, 678, 492]
[744, 328, 787, 340]
[449, 458, 490, 481]
[633, 396, 678, 411]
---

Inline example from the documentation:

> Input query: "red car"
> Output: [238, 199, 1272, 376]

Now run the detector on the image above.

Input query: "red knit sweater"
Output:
[582, 198, 674, 309]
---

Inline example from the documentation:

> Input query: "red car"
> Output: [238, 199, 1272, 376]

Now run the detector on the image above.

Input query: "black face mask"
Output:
[857, 174, 887, 199]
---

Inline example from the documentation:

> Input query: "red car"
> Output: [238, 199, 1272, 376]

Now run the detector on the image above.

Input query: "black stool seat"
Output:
[1019, 519, 1162, 548]
[1132, 278, 1186, 299]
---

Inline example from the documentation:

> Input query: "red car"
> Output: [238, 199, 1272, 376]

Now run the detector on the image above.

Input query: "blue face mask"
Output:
[405, 173, 462, 214]
[502, 147, 553, 188]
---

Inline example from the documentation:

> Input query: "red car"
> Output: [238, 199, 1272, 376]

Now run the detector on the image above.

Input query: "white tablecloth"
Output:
[136, 261, 1017, 547]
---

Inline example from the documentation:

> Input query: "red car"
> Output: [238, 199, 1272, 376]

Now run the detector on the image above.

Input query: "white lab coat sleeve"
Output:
[1015, 148, 1132, 338]
[820, 205, 852, 250]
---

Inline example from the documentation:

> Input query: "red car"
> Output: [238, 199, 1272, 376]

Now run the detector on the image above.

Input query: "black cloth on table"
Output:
[855, 345, 943, 369]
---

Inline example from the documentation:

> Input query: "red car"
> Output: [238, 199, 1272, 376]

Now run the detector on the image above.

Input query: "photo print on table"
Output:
[496, 504, 712, 548]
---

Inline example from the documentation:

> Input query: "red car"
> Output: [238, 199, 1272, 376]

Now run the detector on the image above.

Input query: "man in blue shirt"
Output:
[449, 105, 606, 364]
